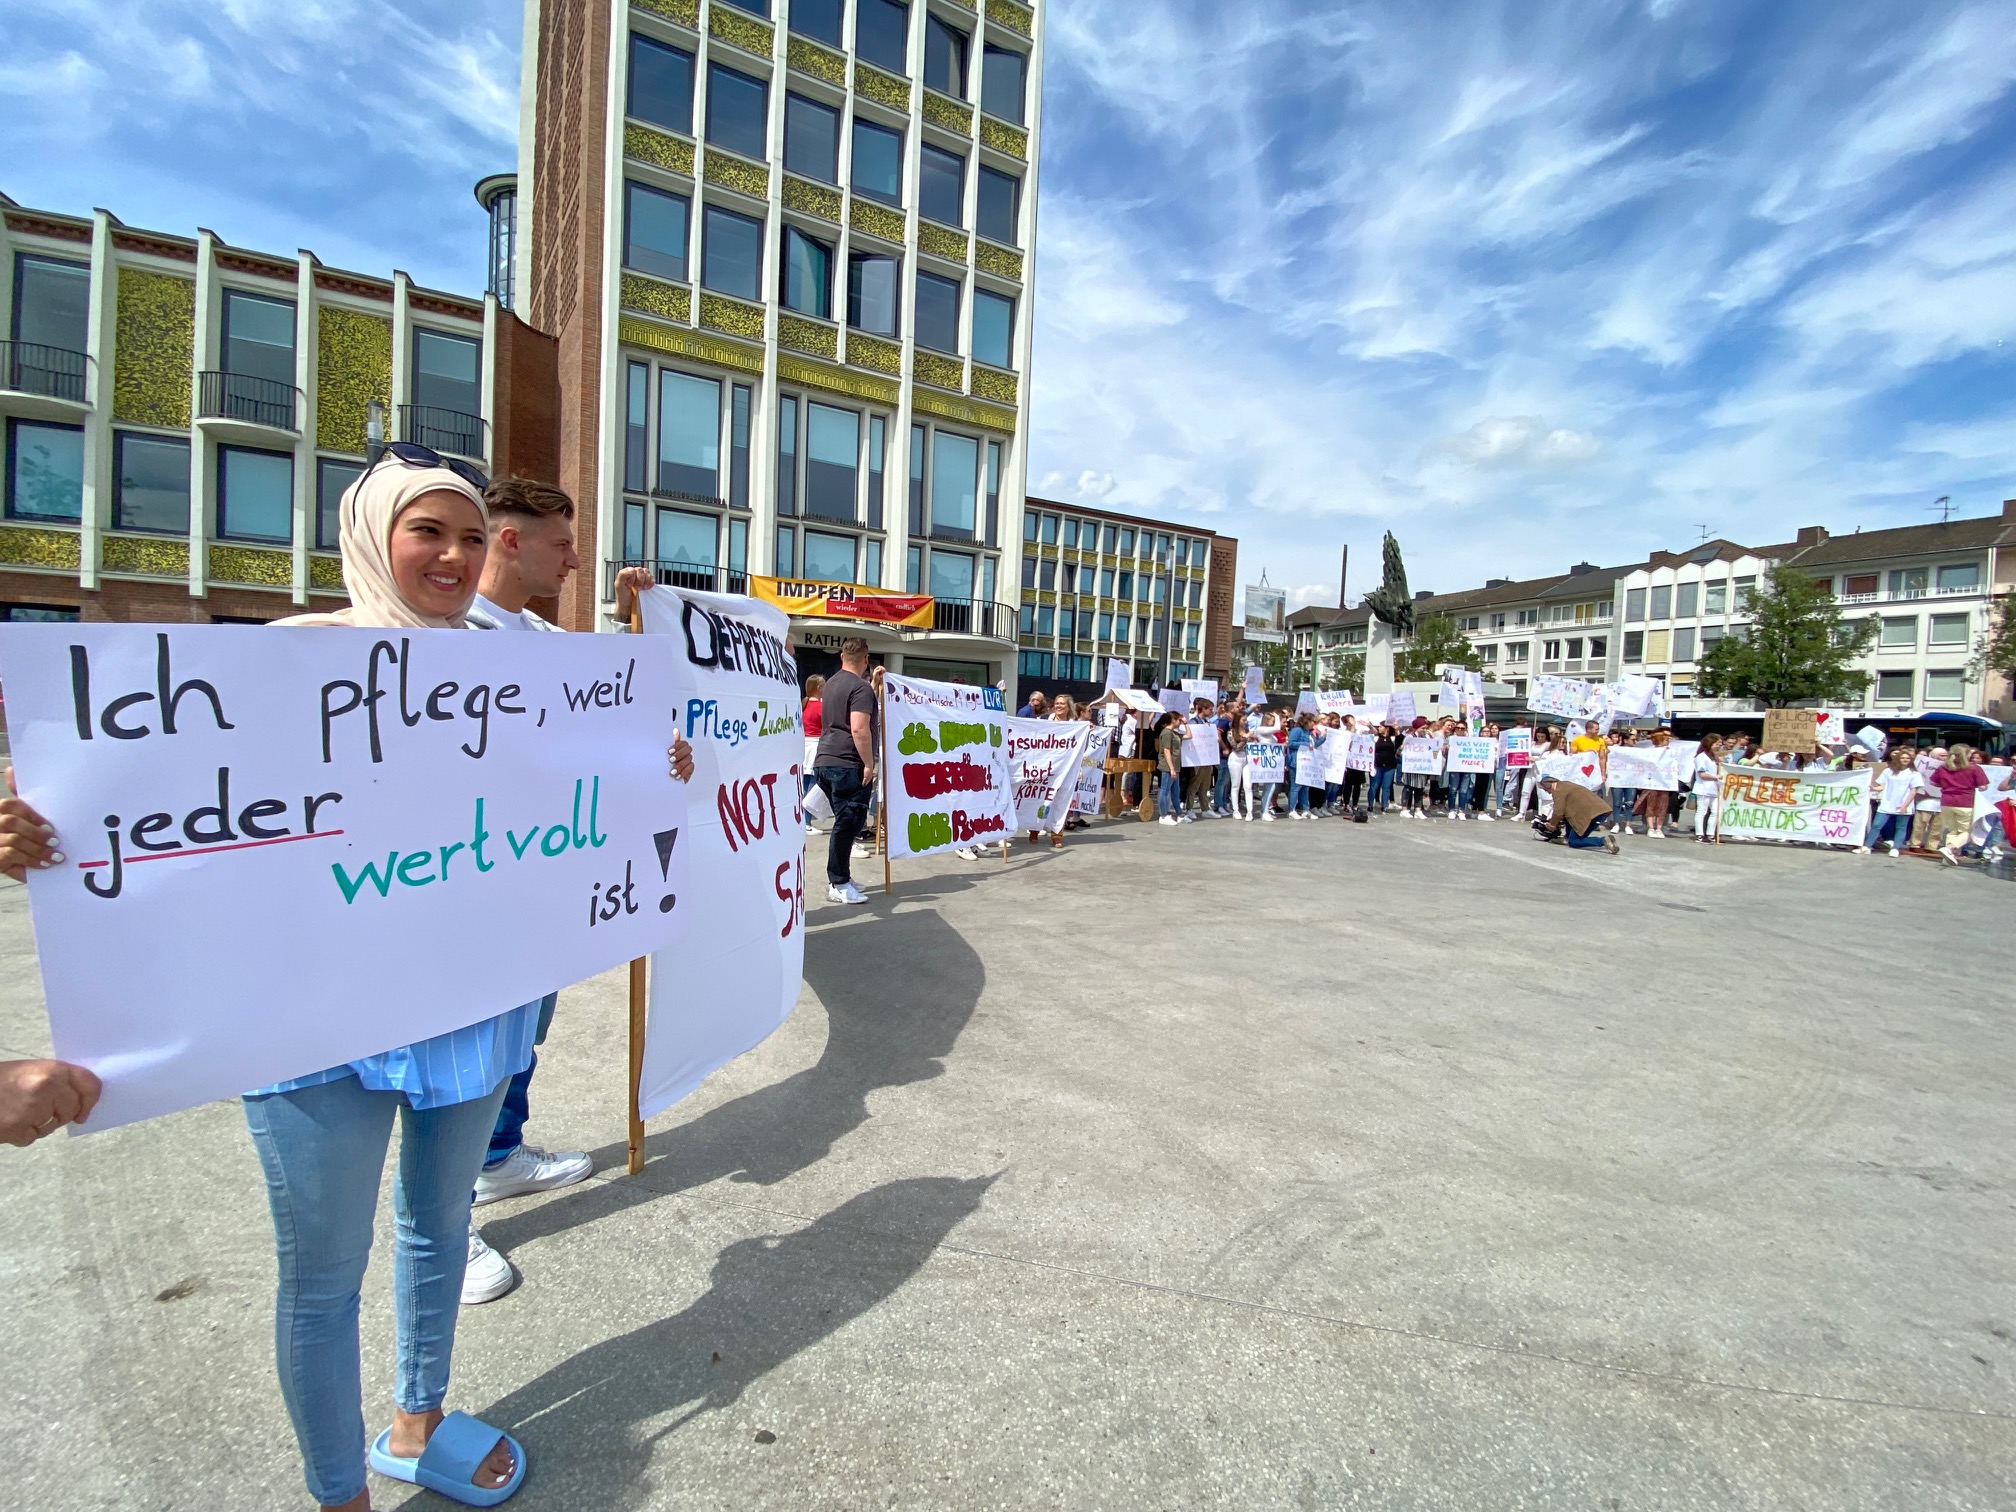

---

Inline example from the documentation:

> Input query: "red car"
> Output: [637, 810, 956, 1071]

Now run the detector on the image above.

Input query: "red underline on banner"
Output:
[76, 830, 348, 869]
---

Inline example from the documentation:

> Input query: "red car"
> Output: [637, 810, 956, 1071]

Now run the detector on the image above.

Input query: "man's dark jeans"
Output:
[485, 990, 558, 1167]
[815, 763, 873, 885]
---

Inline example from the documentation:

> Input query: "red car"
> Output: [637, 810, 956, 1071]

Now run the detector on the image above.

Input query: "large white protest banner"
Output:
[1346, 732, 1377, 773]
[1401, 735, 1443, 775]
[0, 623, 691, 1130]
[1181, 718, 1220, 767]
[636, 587, 804, 1119]
[884, 672, 1011, 857]
[1716, 764, 1874, 847]
[1604, 743, 1682, 791]
[1539, 750, 1605, 790]
[1501, 727, 1534, 769]
[1445, 736, 1497, 774]
[1007, 717, 1093, 833]
[1246, 739, 1286, 785]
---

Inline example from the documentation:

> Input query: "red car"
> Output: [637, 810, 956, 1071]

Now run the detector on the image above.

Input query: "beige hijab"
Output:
[276, 460, 488, 629]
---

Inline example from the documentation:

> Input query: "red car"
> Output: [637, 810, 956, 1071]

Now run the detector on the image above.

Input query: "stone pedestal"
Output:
[1365, 619, 1396, 694]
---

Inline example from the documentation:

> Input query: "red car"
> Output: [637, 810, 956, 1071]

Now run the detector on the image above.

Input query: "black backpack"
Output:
[1351, 805, 1370, 823]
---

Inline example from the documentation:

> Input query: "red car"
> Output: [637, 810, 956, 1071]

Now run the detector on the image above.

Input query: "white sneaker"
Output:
[1159, 814, 1180, 825]
[1939, 846, 1960, 867]
[953, 846, 980, 860]
[1477, 813, 1496, 822]
[1853, 845, 1869, 854]
[1451, 812, 1465, 822]
[1244, 814, 1255, 822]
[1261, 812, 1276, 822]
[462, 1230, 517, 1306]
[474, 1144, 592, 1205]
[852, 841, 877, 859]
[826, 880, 869, 904]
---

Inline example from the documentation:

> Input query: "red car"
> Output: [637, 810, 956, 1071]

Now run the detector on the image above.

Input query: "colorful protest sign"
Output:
[1181, 719, 1221, 767]
[1540, 750, 1605, 790]
[1105, 657, 1131, 693]
[1246, 740, 1286, 785]
[1401, 736, 1443, 775]
[1716, 764, 1874, 847]
[1527, 675, 1592, 721]
[637, 586, 804, 1120]
[1761, 708, 1820, 755]
[1604, 743, 1682, 791]
[1346, 732, 1377, 773]
[883, 672, 1011, 858]
[1814, 709, 1849, 747]
[1387, 690, 1418, 728]
[748, 574, 932, 628]
[1243, 665, 1265, 703]
[1501, 728, 1534, 769]
[0, 622, 692, 1131]
[1007, 717, 1094, 833]
[1445, 736, 1497, 774]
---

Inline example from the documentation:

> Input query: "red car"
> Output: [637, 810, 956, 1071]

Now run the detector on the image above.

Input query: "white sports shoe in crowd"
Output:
[474, 1144, 593, 1205]
[462, 1230, 517, 1306]
[827, 880, 869, 904]
[1159, 814, 1180, 825]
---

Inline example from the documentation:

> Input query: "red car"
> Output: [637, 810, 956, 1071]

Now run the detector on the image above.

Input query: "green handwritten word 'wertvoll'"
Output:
[331, 777, 608, 903]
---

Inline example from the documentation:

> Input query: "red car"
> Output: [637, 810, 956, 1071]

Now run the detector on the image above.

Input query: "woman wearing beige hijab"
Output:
[0, 454, 593, 1509]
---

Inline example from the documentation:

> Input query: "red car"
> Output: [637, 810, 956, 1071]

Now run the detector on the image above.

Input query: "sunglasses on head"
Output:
[365, 441, 491, 493]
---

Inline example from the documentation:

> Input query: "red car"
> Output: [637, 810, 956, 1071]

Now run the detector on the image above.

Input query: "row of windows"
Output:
[1017, 652, 1097, 681]
[1019, 559, 1206, 609]
[1874, 669, 1971, 703]
[624, 180, 1016, 364]
[1018, 607, 1201, 651]
[1022, 511, 1209, 568]
[707, 0, 1030, 124]
[1457, 600, 1608, 633]
[628, 37, 1024, 241]
[3, 418, 359, 548]
[1829, 565, 1983, 598]
[9, 254, 482, 423]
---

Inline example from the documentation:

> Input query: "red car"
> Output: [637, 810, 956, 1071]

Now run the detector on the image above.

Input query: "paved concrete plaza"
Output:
[3, 813, 2012, 1510]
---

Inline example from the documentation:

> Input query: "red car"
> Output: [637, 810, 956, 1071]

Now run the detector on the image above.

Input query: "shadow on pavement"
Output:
[481, 907, 984, 1253]
[437, 1175, 997, 1512]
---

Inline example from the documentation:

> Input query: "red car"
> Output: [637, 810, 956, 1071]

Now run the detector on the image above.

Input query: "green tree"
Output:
[1317, 649, 1366, 694]
[1695, 563, 1877, 705]
[1974, 590, 2016, 701]
[1230, 640, 1295, 694]
[1395, 612, 1482, 682]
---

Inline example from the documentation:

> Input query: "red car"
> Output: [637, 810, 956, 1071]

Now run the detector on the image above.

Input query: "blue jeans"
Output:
[1868, 811, 1912, 849]
[1610, 787, 1638, 827]
[1291, 782, 1313, 813]
[1369, 769, 1395, 807]
[243, 1074, 510, 1507]
[1213, 760, 1232, 811]
[1160, 770, 1184, 816]
[1446, 772, 1474, 811]
[814, 763, 872, 884]
[1256, 782, 1278, 813]
[486, 991, 559, 1166]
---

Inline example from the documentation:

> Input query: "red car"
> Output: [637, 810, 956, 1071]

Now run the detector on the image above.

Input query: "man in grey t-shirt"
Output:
[812, 638, 879, 904]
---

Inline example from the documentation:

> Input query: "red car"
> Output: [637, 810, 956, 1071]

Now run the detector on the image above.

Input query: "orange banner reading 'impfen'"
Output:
[749, 576, 934, 628]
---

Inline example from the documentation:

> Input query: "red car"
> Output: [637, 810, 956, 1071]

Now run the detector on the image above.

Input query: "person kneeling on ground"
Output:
[1534, 777, 1619, 854]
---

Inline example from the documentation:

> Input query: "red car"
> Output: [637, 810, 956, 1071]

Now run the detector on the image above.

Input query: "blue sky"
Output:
[7, 0, 2015, 609]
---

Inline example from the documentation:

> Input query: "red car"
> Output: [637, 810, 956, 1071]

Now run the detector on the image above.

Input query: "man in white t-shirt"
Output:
[461, 478, 684, 1303]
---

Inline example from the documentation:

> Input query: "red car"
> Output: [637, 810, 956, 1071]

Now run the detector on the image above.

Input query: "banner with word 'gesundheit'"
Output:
[637, 586, 805, 1120]
[884, 673, 1011, 858]
[1007, 717, 1093, 834]
[0, 623, 690, 1131]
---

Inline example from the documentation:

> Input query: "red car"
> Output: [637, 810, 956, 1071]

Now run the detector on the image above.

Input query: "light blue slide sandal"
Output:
[368, 1411, 527, 1507]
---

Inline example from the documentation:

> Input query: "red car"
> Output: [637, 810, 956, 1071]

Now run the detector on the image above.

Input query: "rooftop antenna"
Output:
[1694, 523, 1713, 544]
[1929, 495, 1955, 523]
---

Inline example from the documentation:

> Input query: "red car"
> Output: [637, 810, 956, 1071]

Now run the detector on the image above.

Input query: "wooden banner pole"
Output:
[879, 679, 892, 895]
[627, 598, 648, 1176]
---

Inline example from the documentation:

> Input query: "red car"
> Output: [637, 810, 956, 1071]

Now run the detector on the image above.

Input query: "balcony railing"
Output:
[0, 341, 89, 403]
[198, 371, 298, 431]
[925, 597, 1018, 639]
[400, 403, 485, 459]
[607, 558, 748, 599]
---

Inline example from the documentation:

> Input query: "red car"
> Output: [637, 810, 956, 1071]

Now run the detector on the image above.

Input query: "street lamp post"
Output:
[1155, 548, 1175, 690]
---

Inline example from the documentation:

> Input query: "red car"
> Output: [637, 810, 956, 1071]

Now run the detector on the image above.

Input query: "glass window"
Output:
[1038, 559, 1055, 589]
[1672, 627, 1694, 661]
[1734, 575, 1756, 608]
[1099, 568, 1114, 596]
[729, 516, 748, 576]
[856, 0, 908, 73]
[729, 383, 751, 510]
[1102, 524, 1118, 553]
[981, 43, 1026, 124]
[803, 529, 855, 582]
[1936, 563, 1981, 592]
[781, 227, 833, 317]
[1036, 605, 1054, 635]
[1929, 613, 1969, 646]
[222, 291, 295, 384]
[906, 543, 921, 592]
[658, 370, 721, 498]
[929, 547, 974, 602]
[1675, 581, 1698, 618]
[1925, 669, 1965, 703]
[777, 395, 798, 516]
[1097, 612, 1112, 640]
[790, 0, 844, 44]
[924, 13, 967, 97]
[784, 93, 840, 183]
[1019, 650, 1050, 677]
[920, 144, 965, 227]
[907, 423, 925, 535]
[981, 555, 995, 604]
[625, 502, 646, 561]
[1059, 563, 1074, 592]
[984, 441, 1000, 544]
[1019, 598, 1035, 628]
[806, 403, 859, 521]
[1624, 587, 1645, 622]
[706, 63, 768, 159]
[720, 0, 768, 13]
[628, 35, 694, 133]
[1844, 573, 1879, 596]
[1021, 557, 1035, 589]
[850, 118, 903, 206]
[1622, 630, 1643, 662]
[1062, 517, 1078, 549]
[1700, 625, 1725, 652]
[1059, 607, 1075, 639]
[1117, 569, 1131, 598]
[867, 414, 885, 530]
[4, 419, 82, 521]
[624, 181, 690, 280]
[915, 270, 960, 354]
[315, 457, 361, 550]
[412, 329, 481, 419]
[1645, 628, 1670, 663]
[1704, 580, 1727, 613]
[1192, 540, 1206, 569]
[1589, 634, 1608, 658]
[929, 430, 977, 537]
[1157, 533, 1170, 555]
[865, 538, 883, 584]
[1188, 580, 1202, 608]
[1038, 513, 1056, 544]
[0, 603, 79, 622]
[972, 289, 1013, 368]
[1648, 584, 1671, 620]
[625, 361, 649, 492]
[114, 432, 190, 534]
[658, 507, 718, 567]
[1118, 527, 1134, 554]
[1115, 614, 1130, 641]
[12, 253, 89, 352]
[217, 446, 293, 543]
[976, 168, 1020, 246]
[1876, 670, 1913, 701]
[847, 252, 899, 335]
[702, 205, 763, 299]
[1879, 616, 1916, 648]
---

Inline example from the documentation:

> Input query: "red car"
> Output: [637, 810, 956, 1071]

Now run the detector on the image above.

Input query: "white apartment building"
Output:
[1615, 539, 1786, 704]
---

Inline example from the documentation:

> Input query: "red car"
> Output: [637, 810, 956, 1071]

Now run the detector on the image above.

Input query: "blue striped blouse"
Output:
[246, 1000, 541, 1110]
